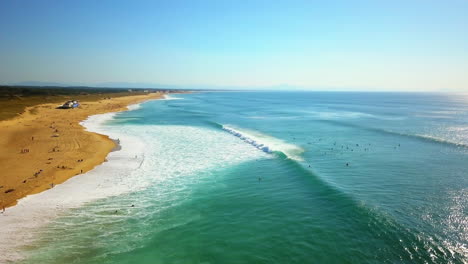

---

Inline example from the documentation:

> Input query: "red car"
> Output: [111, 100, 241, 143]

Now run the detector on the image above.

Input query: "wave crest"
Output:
[163, 94, 184, 100]
[222, 125, 304, 160]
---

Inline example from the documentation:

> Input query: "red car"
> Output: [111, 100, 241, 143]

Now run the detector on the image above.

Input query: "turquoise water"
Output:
[18, 92, 468, 263]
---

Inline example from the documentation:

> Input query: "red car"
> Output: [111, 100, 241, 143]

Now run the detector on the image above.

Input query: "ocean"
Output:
[3, 91, 468, 263]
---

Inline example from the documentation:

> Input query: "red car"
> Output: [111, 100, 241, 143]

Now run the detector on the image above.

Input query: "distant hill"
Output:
[12, 81, 78, 87]
[9, 81, 180, 90]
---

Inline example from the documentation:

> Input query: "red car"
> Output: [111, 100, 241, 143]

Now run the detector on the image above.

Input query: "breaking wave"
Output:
[163, 94, 184, 100]
[0, 112, 266, 263]
[221, 125, 304, 161]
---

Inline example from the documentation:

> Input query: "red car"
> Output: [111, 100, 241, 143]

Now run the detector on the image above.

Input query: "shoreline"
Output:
[0, 100, 156, 262]
[0, 92, 165, 208]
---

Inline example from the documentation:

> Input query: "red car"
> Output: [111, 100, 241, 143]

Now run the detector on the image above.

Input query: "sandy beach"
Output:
[0, 92, 164, 209]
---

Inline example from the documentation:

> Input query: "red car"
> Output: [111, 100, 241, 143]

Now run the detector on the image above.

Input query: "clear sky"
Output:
[1, 0, 467, 91]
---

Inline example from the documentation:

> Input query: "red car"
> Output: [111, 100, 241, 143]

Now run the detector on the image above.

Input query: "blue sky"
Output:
[1, 0, 467, 91]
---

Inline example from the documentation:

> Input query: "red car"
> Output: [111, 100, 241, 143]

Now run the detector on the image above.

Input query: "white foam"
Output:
[162, 94, 184, 100]
[222, 125, 304, 161]
[0, 113, 147, 262]
[315, 111, 375, 119]
[0, 110, 265, 262]
[301, 110, 407, 121]
[127, 103, 142, 111]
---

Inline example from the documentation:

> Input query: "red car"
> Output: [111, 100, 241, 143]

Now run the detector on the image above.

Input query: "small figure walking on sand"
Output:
[2, 206, 5, 213]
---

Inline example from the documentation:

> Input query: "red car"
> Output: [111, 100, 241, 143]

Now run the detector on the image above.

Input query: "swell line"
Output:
[268, 153, 462, 262]
[319, 119, 468, 149]
[214, 121, 465, 262]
